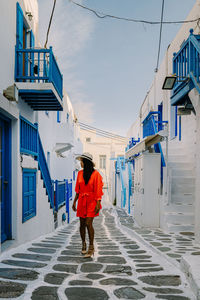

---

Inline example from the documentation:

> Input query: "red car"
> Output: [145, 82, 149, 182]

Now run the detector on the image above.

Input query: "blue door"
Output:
[0, 117, 11, 243]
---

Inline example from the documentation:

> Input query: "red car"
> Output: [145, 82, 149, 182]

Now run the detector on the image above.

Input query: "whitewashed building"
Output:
[80, 128, 127, 205]
[0, 0, 82, 252]
[113, 0, 200, 243]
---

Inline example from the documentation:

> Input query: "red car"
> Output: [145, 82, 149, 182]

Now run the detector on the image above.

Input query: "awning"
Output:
[125, 133, 165, 159]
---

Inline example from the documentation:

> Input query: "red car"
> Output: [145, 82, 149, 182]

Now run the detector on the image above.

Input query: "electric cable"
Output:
[69, 0, 200, 25]
[79, 126, 127, 142]
[79, 125, 127, 141]
[44, 0, 57, 48]
[78, 122, 127, 140]
[155, 0, 165, 72]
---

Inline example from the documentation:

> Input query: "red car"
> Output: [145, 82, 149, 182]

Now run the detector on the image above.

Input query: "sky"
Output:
[38, 0, 196, 136]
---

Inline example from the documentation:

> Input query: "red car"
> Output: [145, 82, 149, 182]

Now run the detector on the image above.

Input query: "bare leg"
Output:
[79, 217, 86, 243]
[86, 217, 94, 246]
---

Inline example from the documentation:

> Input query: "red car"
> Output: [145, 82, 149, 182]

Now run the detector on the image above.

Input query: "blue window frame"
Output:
[57, 111, 61, 123]
[22, 169, 37, 223]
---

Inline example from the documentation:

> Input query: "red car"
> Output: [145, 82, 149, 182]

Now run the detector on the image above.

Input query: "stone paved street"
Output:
[0, 208, 196, 299]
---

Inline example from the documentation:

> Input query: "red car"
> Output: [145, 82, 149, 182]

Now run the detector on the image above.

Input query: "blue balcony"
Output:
[171, 29, 200, 107]
[15, 47, 63, 111]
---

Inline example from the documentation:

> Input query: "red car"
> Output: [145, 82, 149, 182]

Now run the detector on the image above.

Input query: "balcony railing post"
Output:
[49, 46, 53, 83]
[55, 180, 58, 212]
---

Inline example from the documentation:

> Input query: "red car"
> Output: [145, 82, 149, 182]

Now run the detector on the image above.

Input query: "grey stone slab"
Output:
[53, 264, 78, 273]
[167, 253, 182, 258]
[150, 242, 163, 247]
[61, 250, 82, 256]
[129, 255, 152, 260]
[155, 296, 190, 300]
[180, 232, 194, 236]
[103, 265, 132, 276]
[127, 250, 146, 254]
[44, 272, 69, 285]
[138, 275, 181, 286]
[1, 259, 47, 268]
[134, 260, 152, 263]
[0, 268, 39, 281]
[114, 287, 145, 299]
[123, 245, 140, 250]
[143, 287, 183, 294]
[57, 256, 92, 263]
[136, 267, 164, 273]
[28, 247, 56, 254]
[69, 280, 93, 286]
[100, 277, 137, 286]
[157, 247, 171, 252]
[98, 251, 122, 255]
[13, 253, 52, 262]
[136, 264, 160, 268]
[0, 281, 27, 298]
[31, 286, 58, 300]
[86, 273, 105, 280]
[120, 241, 137, 245]
[135, 229, 152, 234]
[65, 287, 109, 300]
[80, 263, 103, 273]
[191, 251, 200, 255]
[97, 256, 126, 264]
[32, 243, 61, 248]
[98, 246, 119, 250]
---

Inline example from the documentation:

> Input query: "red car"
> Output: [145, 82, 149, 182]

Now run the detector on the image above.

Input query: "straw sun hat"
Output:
[76, 152, 95, 166]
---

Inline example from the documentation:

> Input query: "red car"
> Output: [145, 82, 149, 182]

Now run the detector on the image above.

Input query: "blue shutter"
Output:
[22, 169, 36, 222]
[16, 2, 24, 79]
[170, 105, 177, 140]
[16, 2, 23, 48]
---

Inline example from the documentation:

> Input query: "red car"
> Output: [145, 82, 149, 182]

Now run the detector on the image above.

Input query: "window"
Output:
[22, 169, 37, 223]
[86, 137, 91, 142]
[99, 155, 106, 169]
[66, 113, 69, 122]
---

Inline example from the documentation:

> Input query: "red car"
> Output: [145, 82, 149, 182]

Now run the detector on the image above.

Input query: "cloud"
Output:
[38, 0, 95, 119]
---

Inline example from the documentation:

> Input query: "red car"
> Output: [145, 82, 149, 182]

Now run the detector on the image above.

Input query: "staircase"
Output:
[162, 144, 195, 232]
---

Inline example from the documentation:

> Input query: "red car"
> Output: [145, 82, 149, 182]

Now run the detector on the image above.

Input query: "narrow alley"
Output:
[0, 207, 196, 299]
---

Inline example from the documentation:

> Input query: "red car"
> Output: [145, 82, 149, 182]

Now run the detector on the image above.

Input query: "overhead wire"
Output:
[44, 0, 57, 48]
[79, 126, 127, 142]
[69, 0, 200, 25]
[155, 0, 165, 72]
[78, 122, 127, 140]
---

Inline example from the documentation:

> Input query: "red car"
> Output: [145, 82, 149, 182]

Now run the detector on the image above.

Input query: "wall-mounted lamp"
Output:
[25, 11, 33, 21]
[162, 76, 177, 90]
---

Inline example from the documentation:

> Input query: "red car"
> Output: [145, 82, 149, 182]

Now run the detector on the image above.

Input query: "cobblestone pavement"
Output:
[0, 208, 196, 299]
[115, 208, 200, 267]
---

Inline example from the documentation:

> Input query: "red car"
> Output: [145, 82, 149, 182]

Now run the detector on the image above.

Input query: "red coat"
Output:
[75, 170, 103, 218]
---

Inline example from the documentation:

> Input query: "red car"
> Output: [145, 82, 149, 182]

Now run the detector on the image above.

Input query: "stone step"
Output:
[171, 194, 194, 205]
[164, 203, 194, 213]
[168, 162, 193, 170]
[166, 223, 195, 233]
[171, 168, 194, 177]
[163, 212, 194, 224]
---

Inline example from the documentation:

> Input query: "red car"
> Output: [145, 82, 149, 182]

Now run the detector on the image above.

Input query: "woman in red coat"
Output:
[72, 153, 103, 257]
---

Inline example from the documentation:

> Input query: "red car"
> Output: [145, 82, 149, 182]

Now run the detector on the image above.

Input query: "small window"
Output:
[86, 137, 91, 142]
[22, 169, 37, 223]
[99, 155, 106, 169]
[66, 113, 69, 122]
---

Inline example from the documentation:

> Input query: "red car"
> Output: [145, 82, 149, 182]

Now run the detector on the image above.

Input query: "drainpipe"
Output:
[188, 88, 200, 243]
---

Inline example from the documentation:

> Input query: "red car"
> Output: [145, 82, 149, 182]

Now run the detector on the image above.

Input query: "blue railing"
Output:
[172, 29, 200, 99]
[15, 47, 63, 99]
[20, 116, 38, 156]
[38, 134, 54, 209]
[68, 179, 72, 201]
[55, 180, 66, 211]
[117, 157, 126, 208]
[143, 112, 167, 183]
